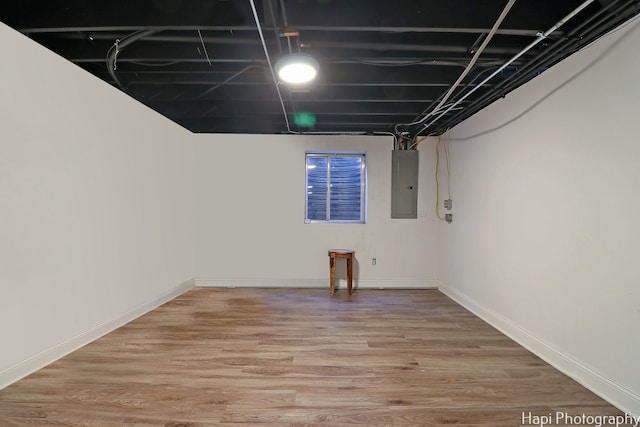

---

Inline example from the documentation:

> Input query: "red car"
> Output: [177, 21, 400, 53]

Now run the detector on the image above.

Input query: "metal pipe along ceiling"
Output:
[409, 0, 596, 138]
[434, 0, 638, 135]
[394, 0, 517, 136]
[248, 0, 293, 133]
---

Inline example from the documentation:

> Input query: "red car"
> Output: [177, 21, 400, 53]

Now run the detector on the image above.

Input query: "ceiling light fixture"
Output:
[275, 53, 319, 84]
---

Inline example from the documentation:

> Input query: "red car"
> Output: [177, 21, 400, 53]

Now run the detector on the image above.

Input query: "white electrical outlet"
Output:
[372, 258, 377, 265]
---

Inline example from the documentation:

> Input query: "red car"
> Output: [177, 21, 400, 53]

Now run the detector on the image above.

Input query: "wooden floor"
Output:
[0, 288, 628, 426]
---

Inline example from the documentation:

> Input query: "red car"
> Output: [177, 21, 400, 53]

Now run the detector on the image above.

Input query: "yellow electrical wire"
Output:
[434, 130, 453, 221]
[434, 136, 444, 221]
[443, 130, 451, 199]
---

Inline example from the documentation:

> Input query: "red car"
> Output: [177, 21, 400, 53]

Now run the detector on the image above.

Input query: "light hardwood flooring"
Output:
[0, 288, 629, 426]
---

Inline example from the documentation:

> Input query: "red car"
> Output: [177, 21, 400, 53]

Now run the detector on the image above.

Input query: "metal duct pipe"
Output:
[468, 0, 634, 99]
[436, 0, 631, 130]
[409, 0, 596, 137]
[431, 0, 638, 135]
[412, 0, 516, 132]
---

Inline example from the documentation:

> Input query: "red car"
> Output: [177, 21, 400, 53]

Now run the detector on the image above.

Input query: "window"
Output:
[305, 152, 367, 223]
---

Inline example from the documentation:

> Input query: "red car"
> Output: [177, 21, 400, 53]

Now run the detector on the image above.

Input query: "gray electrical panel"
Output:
[391, 150, 419, 219]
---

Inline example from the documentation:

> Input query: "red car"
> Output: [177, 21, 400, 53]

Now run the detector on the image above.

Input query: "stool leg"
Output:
[347, 255, 353, 295]
[329, 254, 336, 296]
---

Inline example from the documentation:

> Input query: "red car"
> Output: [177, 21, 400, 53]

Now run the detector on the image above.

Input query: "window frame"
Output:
[304, 151, 367, 224]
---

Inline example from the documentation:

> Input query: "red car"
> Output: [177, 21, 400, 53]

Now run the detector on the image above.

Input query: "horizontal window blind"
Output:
[306, 153, 366, 223]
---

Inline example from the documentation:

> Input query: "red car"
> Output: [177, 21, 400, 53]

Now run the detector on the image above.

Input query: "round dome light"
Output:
[275, 54, 319, 84]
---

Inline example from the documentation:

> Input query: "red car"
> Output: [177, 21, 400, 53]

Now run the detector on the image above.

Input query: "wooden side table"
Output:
[328, 249, 355, 296]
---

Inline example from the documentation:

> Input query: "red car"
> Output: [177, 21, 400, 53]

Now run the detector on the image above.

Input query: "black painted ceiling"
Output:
[2, 0, 638, 139]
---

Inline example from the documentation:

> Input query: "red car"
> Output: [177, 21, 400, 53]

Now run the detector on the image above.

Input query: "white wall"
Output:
[0, 23, 195, 387]
[195, 134, 440, 290]
[439, 18, 640, 415]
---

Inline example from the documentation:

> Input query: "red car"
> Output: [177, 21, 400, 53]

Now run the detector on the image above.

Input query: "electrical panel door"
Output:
[391, 150, 419, 219]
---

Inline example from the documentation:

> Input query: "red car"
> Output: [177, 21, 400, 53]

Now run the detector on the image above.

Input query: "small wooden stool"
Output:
[328, 249, 355, 296]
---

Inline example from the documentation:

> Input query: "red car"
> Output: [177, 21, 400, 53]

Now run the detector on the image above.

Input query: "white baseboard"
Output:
[438, 282, 640, 418]
[0, 279, 194, 390]
[195, 277, 438, 290]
